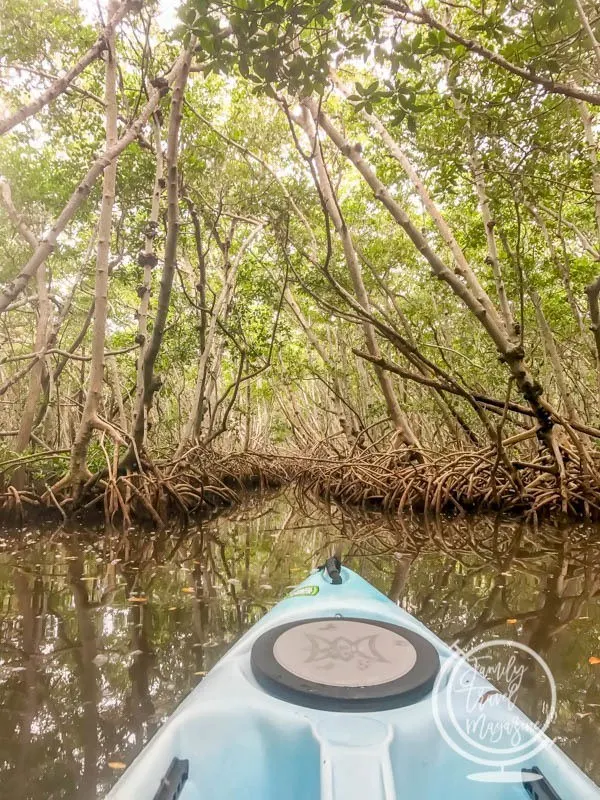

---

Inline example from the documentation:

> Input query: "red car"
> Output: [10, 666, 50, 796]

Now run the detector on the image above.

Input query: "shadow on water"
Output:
[1, 489, 600, 798]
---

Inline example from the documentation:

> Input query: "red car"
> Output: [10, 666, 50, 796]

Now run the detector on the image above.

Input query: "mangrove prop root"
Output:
[1, 444, 599, 527]
[0, 447, 289, 527]
[284, 447, 600, 520]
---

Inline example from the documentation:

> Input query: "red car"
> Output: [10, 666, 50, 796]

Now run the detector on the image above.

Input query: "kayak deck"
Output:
[106, 567, 600, 799]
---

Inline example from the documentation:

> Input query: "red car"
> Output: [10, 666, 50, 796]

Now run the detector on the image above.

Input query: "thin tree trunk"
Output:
[285, 286, 355, 444]
[202, 334, 227, 439]
[131, 117, 163, 446]
[184, 194, 208, 351]
[0, 51, 189, 313]
[178, 223, 262, 453]
[0, 180, 52, 464]
[526, 203, 589, 345]
[577, 102, 600, 384]
[129, 45, 194, 456]
[447, 75, 517, 337]
[574, 0, 600, 75]
[303, 98, 558, 453]
[70, 0, 120, 485]
[0, 179, 39, 249]
[243, 383, 252, 451]
[587, 276, 600, 366]
[578, 102, 600, 243]
[334, 76, 507, 339]
[468, 146, 516, 338]
[530, 290, 578, 423]
[298, 105, 422, 452]
[12, 264, 51, 483]
[106, 354, 127, 430]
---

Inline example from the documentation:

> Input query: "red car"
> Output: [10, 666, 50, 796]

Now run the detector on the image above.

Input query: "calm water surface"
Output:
[1, 490, 600, 798]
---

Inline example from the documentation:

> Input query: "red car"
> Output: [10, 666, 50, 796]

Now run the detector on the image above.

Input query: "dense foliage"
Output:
[2, 0, 600, 515]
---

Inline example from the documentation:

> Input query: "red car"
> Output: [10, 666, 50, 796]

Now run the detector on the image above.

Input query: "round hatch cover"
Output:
[251, 617, 440, 711]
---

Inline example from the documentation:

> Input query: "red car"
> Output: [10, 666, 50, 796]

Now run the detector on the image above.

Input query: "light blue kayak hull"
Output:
[106, 567, 600, 799]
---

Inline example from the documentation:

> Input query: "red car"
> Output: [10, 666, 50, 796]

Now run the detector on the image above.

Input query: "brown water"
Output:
[1, 490, 599, 799]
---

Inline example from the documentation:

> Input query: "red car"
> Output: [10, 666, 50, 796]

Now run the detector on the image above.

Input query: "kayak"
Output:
[106, 560, 600, 799]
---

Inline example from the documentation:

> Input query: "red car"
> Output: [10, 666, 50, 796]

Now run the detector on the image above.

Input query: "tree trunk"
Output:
[285, 286, 355, 445]
[334, 76, 507, 338]
[0, 50, 189, 313]
[530, 290, 578, 423]
[526, 203, 589, 346]
[303, 98, 557, 454]
[131, 117, 164, 450]
[579, 102, 600, 243]
[178, 223, 262, 453]
[106, 354, 127, 430]
[468, 146, 516, 338]
[70, 0, 120, 486]
[297, 105, 422, 452]
[129, 45, 194, 458]
[587, 276, 600, 367]
[0, 180, 52, 471]
[578, 102, 600, 378]
[11, 263, 51, 488]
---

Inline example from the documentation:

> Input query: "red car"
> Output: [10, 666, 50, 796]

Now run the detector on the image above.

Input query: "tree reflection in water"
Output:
[0, 490, 599, 798]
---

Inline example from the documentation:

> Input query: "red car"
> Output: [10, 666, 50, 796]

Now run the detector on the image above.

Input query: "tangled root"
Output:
[0, 447, 291, 528]
[285, 447, 600, 521]
[1, 442, 599, 528]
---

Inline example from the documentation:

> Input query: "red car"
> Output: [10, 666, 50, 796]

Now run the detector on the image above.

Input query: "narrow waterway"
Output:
[1, 490, 599, 798]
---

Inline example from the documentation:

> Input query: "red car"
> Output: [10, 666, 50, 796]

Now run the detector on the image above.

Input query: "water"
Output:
[1, 490, 599, 798]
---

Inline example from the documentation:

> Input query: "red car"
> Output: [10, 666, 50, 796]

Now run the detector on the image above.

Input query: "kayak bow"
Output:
[106, 563, 600, 799]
